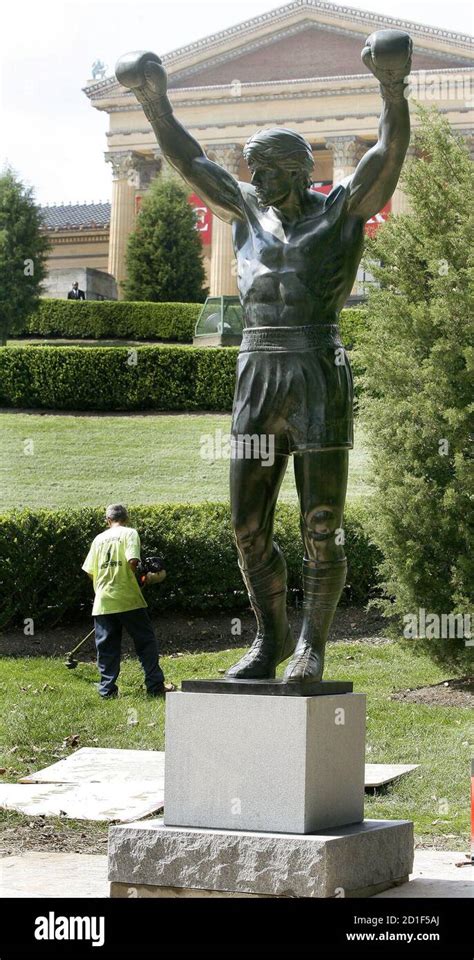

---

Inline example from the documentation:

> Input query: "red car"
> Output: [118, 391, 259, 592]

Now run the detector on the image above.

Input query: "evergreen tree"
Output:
[355, 107, 473, 635]
[0, 168, 50, 345]
[124, 176, 208, 302]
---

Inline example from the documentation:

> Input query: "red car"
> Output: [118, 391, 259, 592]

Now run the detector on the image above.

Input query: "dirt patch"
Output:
[0, 606, 390, 659]
[413, 836, 469, 854]
[0, 817, 109, 856]
[392, 676, 473, 708]
[1, 814, 468, 858]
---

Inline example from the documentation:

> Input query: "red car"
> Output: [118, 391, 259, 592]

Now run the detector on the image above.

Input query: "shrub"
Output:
[0, 168, 50, 344]
[2, 306, 366, 411]
[0, 345, 238, 411]
[339, 307, 367, 349]
[20, 299, 201, 342]
[355, 107, 473, 629]
[19, 302, 365, 349]
[124, 177, 208, 302]
[0, 501, 380, 627]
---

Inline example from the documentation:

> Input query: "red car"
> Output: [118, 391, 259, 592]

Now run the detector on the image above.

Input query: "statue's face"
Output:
[249, 161, 294, 208]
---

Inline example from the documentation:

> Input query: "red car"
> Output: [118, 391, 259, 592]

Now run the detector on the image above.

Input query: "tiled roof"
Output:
[40, 202, 111, 231]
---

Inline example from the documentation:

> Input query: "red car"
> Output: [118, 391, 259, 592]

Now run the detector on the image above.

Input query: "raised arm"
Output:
[345, 30, 412, 222]
[115, 51, 244, 224]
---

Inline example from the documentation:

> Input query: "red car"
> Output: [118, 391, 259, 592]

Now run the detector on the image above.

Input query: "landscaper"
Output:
[82, 504, 173, 698]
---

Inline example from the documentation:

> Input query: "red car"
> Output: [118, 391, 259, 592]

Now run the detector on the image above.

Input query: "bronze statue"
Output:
[116, 29, 412, 682]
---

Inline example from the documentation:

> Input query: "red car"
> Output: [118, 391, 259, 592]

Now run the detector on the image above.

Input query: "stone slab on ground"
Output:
[0, 782, 164, 822]
[165, 691, 366, 833]
[108, 817, 414, 898]
[17, 746, 415, 795]
[20, 748, 165, 785]
[0, 853, 109, 898]
[365, 764, 419, 787]
[3, 745, 416, 827]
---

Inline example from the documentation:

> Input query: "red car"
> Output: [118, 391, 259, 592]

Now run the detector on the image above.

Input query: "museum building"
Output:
[40, 0, 473, 300]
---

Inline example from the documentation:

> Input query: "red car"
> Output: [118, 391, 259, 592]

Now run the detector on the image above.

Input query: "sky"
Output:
[1, 0, 473, 205]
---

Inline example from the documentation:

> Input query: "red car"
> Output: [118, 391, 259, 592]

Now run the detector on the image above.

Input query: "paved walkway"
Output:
[0, 850, 471, 898]
[0, 852, 108, 898]
[374, 850, 472, 898]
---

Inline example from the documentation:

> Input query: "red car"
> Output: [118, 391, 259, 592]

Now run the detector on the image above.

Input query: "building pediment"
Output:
[84, 0, 473, 100]
[169, 20, 472, 88]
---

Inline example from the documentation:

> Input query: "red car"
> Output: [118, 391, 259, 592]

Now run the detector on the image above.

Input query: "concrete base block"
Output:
[108, 818, 414, 899]
[110, 883, 274, 898]
[164, 691, 366, 834]
[110, 878, 410, 899]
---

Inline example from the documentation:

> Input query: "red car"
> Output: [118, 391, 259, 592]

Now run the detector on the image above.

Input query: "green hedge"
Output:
[20, 300, 202, 342]
[19, 299, 366, 347]
[0, 502, 380, 627]
[0, 307, 367, 411]
[0, 345, 238, 411]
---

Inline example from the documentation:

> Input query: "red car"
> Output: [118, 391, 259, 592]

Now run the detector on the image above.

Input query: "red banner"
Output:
[136, 186, 388, 241]
[311, 181, 333, 195]
[365, 200, 391, 237]
[135, 192, 212, 244]
[310, 182, 391, 234]
[188, 193, 212, 245]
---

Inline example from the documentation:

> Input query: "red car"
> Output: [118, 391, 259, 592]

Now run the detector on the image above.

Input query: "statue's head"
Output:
[243, 128, 314, 206]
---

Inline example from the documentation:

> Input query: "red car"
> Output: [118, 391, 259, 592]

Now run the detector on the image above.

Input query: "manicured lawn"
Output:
[0, 641, 471, 848]
[0, 412, 371, 510]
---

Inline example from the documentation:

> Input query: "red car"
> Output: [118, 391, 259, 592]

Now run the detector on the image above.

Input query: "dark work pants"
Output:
[94, 607, 164, 696]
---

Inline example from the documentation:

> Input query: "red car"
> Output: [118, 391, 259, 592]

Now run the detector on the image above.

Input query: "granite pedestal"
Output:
[164, 689, 365, 833]
[109, 818, 414, 898]
[108, 685, 414, 898]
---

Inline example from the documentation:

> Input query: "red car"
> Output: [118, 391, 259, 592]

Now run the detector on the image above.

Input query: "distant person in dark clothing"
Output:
[68, 281, 85, 300]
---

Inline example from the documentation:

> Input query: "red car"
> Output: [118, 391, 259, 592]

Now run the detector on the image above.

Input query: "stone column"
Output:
[326, 137, 370, 299]
[325, 136, 368, 184]
[160, 157, 182, 182]
[208, 144, 242, 296]
[106, 151, 161, 296]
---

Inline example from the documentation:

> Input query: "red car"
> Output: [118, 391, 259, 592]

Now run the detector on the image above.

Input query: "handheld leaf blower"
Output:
[135, 555, 166, 586]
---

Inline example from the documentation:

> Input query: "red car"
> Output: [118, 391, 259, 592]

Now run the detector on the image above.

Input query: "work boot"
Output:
[226, 544, 295, 680]
[283, 558, 347, 682]
[147, 682, 176, 697]
[95, 682, 119, 699]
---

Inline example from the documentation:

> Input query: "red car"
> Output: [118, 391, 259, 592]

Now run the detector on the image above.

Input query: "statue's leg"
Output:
[226, 450, 294, 679]
[283, 449, 349, 682]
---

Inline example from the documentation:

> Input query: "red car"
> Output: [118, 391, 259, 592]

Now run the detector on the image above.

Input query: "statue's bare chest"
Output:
[234, 204, 346, 277]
